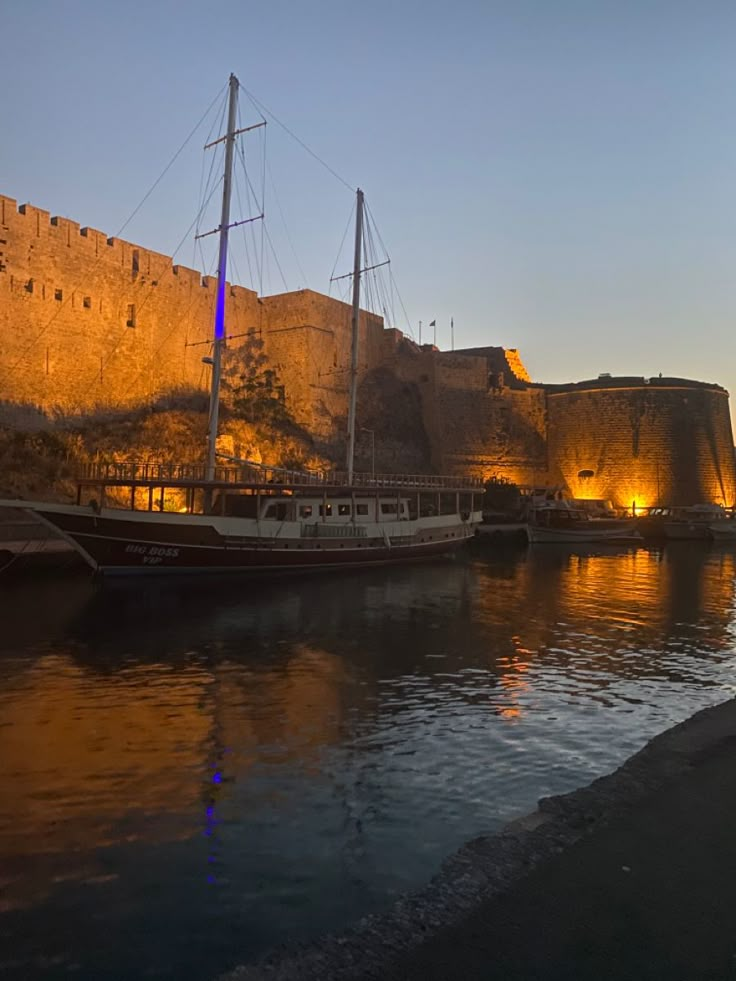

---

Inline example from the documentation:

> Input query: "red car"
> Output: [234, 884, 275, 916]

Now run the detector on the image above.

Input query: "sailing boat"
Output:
[2, 75, 482, 574]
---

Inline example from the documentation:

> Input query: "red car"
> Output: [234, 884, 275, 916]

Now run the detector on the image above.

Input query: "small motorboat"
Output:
[526, 504, 642, 544]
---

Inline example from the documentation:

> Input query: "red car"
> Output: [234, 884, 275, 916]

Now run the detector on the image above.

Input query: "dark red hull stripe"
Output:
[36, 510, 474, 573]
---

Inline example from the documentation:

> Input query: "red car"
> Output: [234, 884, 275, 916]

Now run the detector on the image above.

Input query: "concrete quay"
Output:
[221, 697, 736, 981]
[0, 510, 80, 574]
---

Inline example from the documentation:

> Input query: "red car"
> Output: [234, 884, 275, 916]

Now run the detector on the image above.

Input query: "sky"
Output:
[3, 0, 736, 405]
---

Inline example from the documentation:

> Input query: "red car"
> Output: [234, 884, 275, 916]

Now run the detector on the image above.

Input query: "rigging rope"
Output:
[8, 81, 229, 374]
[328, 201, 356, 294]
[117, 82, 228, 241]
[265, 155, 309, 290]
[262, 223, 289, 294]
[365, 200, 415, 340]
[93, 178, 223, 386]
[239, 84, 354, 192]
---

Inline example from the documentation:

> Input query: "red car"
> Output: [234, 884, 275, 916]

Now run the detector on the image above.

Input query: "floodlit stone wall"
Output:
[2, 192, 734, 504]
[425, 347, 548, 483]
[546, 378, 736, 509]
[0, 195, 382, 439]
[0, 194, 258, 411]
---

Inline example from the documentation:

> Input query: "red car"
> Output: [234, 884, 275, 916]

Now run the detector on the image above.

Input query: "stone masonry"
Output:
[1, 192, 734, 507]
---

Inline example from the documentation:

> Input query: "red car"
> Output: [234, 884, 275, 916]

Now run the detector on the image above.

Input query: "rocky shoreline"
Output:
[219, 696, 736, 980]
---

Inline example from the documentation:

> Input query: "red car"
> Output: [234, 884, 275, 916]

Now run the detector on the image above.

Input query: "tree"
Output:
[220, 332, 287, 423]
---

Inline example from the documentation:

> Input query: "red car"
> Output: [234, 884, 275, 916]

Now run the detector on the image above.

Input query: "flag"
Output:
[429, 320, 436, 327]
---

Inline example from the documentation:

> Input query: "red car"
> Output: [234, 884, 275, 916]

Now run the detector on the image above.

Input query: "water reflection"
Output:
[1, 546, 735, 979]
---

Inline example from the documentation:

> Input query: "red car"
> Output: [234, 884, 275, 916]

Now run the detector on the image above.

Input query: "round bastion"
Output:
[545, 376, 736, 510]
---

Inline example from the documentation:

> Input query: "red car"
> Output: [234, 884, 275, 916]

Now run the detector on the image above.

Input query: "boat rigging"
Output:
[0, 73, 483, 574]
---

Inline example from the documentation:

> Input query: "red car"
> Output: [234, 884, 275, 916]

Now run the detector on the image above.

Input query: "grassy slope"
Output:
[0, 408, 329, 501]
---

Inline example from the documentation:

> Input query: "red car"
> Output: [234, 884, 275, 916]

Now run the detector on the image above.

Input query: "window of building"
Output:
[126, 304, 136, 328]
[54, 288, 63, 302]
[83, 296, 91, 309]
[299, 505, 313, 518]
[132, 250, 140, 276]
[356, 504, 369, 516]
[338, 504, 351, 516]
[319, 504, 333, 517]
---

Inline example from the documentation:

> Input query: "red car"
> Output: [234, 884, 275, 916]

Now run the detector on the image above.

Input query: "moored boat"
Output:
[635, 505, 731, 541]
[708, 515, 736, 541]
[526, 503, 642, 544]
[663, 504, 729, 541]
[5, 466, 480, 574]
[1, 75, 483, 574]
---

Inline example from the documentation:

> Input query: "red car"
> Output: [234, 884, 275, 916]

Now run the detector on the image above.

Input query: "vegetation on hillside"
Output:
[0, 348, 330, 500]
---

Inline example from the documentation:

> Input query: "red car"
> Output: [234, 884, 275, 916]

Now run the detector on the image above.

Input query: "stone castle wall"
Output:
[423, 348, 548, 484]
[546, 379, 736, 508]
[2, 192, 734, 506]
[0, 195, 383, 439]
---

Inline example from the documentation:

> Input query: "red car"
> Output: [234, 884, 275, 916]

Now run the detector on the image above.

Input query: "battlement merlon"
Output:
[229, 284, 258, 302]
[172, 264, 204, 288]
[17, 202, 51, 235]
[0, 194, 18, 225]
[0, 195, 188, 281]
[49, 215, 81, 241]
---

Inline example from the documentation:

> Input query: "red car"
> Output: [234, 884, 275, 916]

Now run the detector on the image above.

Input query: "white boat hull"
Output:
[527, 522, 642, 544]
[3, 500, 481, 575]
[708, 522, 736, 541]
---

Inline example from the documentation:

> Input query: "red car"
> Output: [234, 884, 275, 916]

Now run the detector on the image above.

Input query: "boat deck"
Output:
[76, 461, 483, 494]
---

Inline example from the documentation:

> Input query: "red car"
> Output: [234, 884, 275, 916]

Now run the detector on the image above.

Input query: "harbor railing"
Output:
[77, 461, 484, 491]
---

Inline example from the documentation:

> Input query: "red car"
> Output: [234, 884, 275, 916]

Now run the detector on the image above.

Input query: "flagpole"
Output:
[419, 320, 422, 345]
[451, 316, 454, 351]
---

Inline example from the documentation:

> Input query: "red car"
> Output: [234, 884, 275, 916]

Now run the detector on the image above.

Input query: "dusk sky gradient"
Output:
[3, 0, 736, 409]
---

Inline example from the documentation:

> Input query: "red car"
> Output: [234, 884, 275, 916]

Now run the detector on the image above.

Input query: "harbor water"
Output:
[2, 543, 736, 979]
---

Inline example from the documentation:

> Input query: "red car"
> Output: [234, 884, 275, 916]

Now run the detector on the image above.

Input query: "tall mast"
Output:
[206, 73, 239, 482]
[346, 187, 364, 483]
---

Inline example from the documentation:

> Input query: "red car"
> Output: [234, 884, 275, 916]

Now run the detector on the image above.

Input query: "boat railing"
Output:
[301, 524, 368, 538]
[78, 461, 483, 491]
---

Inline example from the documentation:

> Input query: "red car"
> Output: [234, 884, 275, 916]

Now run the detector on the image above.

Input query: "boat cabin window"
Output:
[381, 503, 398, 515]
[299, 505, 313, 518]
[356, 504, 369, 516]
[264, 502, 288, 520]
[338, 504, 351, 516]
[319, 504, 333, 517]
[219, 493, 259, 518]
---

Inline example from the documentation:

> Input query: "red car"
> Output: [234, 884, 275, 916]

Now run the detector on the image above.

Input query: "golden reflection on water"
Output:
[1, 645, 348, 863]
[1, 658, 211, 852]
[471, 546, 736, 721]
[496, 657, 530, 721]
[210, 646, 349, 773]
[2, 546, 736, 926]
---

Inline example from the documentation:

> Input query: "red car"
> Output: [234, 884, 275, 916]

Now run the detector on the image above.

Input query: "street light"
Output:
[360, 428, 375, 478]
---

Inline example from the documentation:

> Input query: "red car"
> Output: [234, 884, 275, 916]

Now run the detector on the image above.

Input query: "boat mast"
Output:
[346, 187, 364, 483]
[206, 73, 240, 482]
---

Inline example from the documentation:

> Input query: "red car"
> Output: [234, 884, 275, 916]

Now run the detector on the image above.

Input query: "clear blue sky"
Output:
[3, 0, 736, 404]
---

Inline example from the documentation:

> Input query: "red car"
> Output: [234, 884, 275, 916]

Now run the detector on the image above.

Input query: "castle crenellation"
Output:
[2, 191, 735, 508]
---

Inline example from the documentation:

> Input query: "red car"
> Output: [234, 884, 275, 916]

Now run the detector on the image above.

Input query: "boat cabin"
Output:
[218, 493, 411, 523]
[529, 505, 593, 528]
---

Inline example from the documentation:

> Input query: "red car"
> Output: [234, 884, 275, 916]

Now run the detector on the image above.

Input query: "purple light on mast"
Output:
[214, 248, 227, 340]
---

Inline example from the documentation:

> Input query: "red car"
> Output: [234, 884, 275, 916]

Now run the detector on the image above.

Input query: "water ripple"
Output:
[1, 546, 735, 978]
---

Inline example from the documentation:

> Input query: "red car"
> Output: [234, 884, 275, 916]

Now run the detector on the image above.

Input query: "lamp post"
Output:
[361, 428, 375, 478]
